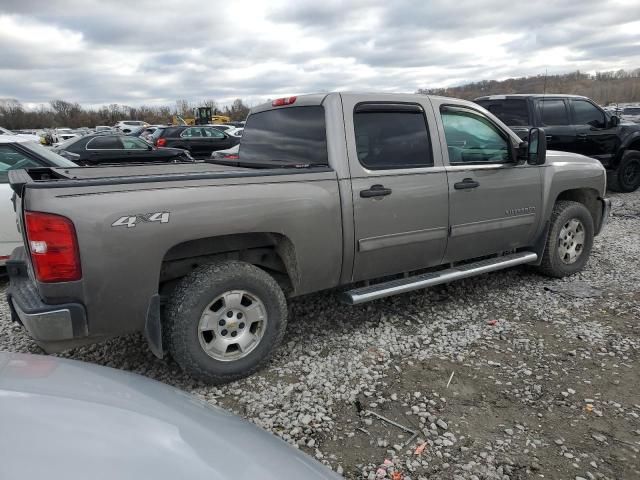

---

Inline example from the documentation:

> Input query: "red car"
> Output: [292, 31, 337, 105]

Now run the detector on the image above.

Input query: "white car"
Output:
[115, 120, 149, 133]
[0, 126, 40, 142]
[0, 136, 76, 264]
[228, 127, 244, 137]
[620, 106, 640, 124]
[54, 128, 80, 143]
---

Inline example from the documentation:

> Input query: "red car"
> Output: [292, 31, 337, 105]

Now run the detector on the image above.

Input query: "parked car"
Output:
[7, 93, 610, 385]
[151, 125, 239, 158]
[115, 120, 149, 132]
[0, 126, 40, 142]
[53, 133, 194, 165]
[209, 124, 236, 133]
[0, 351, 339, 480]
[95, 125, 112, 132]
[209, 143, 239, 161]
[620, 106, 640, 124]
[228, 127, 244, 137]
[0, 136, 76, 264]
[135, 125, 162, 141]
[474, 94, 640, 192]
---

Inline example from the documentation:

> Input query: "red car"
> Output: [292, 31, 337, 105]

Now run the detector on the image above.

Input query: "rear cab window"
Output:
[353, 103, 433, 169]
[240, 106, 328, 167]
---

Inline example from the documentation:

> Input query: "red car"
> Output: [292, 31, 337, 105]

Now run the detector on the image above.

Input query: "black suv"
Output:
[151, 126, 240, 158]
[474, 94, 640, 192]
[53, 133, 193, 165]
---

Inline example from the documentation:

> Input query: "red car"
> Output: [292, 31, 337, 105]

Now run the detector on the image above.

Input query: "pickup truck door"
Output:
[433, 102, 543, 262]
[570, 98, 620, 164]
[533, 98, 578, 153]
[341, 96, 449, 282]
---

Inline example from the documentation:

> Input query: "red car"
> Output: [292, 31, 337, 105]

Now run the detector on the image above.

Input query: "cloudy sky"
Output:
[1, 0, 639, 107]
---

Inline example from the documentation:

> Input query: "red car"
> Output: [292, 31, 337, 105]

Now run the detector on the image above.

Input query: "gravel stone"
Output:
[1, 190, 639, 479]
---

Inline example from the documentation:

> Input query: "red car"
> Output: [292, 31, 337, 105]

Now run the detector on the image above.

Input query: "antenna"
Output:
[540, 68, 548, 124]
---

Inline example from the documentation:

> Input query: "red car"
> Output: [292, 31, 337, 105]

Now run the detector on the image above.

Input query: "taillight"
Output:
[224, 154, 239, 160]
[156, 138, 166, 147]
[272, 96, 297, 107]
[24, 211, 81, 283]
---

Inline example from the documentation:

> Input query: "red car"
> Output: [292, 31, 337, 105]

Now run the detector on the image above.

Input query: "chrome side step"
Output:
[341, 251, 538, 305]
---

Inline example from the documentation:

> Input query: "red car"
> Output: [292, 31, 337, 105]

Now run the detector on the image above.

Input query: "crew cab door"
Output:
[570, 98, 620, 164]
[341, 95, 449, 282]
[533, 98, 577, 152]
[433, 101, 543, 262]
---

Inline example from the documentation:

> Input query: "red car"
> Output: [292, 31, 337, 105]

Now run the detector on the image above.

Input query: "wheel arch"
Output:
[159, 232, 300, 295]
[554, 188, 602, 229]
[615, 133, 640, 168]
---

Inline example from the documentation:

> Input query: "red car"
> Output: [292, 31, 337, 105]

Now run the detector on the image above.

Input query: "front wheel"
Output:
[165, 261, 288, 384]
[608, 151, 640, 193]
[536, 201, 594, 278]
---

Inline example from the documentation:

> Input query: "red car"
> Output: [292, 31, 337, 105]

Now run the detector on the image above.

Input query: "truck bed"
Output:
[9, 162, 332, 192]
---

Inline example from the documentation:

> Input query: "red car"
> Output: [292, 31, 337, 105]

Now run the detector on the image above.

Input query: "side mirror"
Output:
[609, 115, 620, 128]
[527, 127, 547, 165]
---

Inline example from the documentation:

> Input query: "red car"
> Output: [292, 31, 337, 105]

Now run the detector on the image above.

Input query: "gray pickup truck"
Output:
[7, 93, 610, 384]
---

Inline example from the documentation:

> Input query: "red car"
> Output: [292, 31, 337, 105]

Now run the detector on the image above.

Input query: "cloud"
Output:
[0, 0, 638, 107]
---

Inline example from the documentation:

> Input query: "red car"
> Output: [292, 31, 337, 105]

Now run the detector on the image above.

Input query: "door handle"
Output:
[454, 178, 480, 190]
[360, 184, 392, 198]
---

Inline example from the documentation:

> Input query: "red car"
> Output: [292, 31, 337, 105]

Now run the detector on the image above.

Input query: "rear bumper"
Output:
[7, 248, 88, 348]
[595, 197, 611, 236]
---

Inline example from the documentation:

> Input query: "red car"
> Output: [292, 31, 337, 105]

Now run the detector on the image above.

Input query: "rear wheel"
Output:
[537, 201, 594, 278]
[608, 151, 640, 193]
[165, 261, 287, 384]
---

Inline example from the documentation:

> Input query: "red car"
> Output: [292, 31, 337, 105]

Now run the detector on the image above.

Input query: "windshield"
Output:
[22, 141, 77, 167]
[238, 106, 328, 167]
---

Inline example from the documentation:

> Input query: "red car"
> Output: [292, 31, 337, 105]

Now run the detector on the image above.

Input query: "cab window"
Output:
[536, 99, 570, 126]
[353, 104, 433, 169]
[441, 107, 510, 164]
[572, 100, 606, 128]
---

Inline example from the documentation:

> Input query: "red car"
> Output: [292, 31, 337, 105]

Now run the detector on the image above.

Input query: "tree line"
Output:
[417, 69, 640, 104]
[2, 69, 639, 130]
[0, 98, 251, 130]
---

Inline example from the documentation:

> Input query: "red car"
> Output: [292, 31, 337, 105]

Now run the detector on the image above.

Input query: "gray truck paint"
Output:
[8, 93, 608, 355]
[0, 352, 340, 480]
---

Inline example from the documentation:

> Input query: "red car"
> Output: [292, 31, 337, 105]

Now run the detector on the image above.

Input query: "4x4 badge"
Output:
[112, 212, 170, 228]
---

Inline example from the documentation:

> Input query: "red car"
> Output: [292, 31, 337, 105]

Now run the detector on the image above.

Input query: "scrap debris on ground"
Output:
[1, 191, 639, 479]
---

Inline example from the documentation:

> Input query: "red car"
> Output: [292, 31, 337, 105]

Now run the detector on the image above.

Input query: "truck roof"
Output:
[251, 92, 484, 114]
[475, 94, 590, 101]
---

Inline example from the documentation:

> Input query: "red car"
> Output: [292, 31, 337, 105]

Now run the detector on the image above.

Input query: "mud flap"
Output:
[144, 294, 164, 358]
[531, 220, 551, 266]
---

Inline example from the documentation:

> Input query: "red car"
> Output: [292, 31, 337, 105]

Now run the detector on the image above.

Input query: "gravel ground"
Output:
[1, 191, 639, 479]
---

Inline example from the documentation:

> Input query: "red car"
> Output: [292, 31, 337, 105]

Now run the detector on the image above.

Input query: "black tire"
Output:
[536, 201, 594, 278]
[607, 150, 640, 193]
[165, 261, 287, 384]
